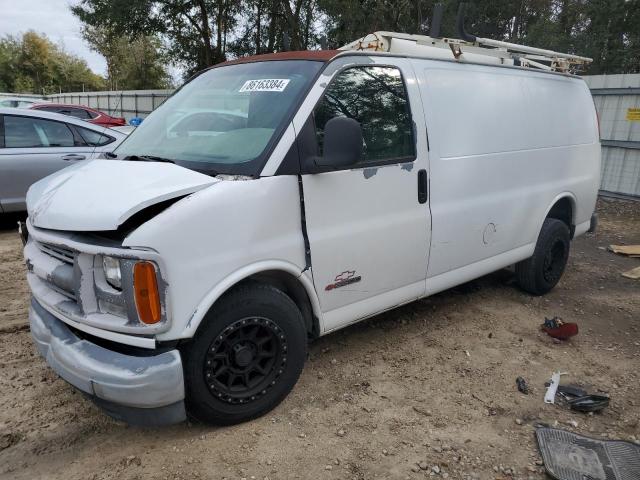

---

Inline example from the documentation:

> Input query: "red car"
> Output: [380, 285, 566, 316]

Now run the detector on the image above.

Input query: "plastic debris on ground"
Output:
[542, 317, 579, 340]
[544, 371, 566, 404]
[568, 394, 610, 413]
[516, 376, 529, 394]
[543, 378, 610, 413]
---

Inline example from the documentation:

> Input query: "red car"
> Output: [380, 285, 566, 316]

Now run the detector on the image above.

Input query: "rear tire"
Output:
[516, 218, 570, 295]
[182, 283, 307, 425]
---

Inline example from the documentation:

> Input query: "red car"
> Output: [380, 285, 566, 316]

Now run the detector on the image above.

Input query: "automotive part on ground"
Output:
[556, 385, 588, 399]
[542, 317, 579, 340]
[544, 371, 566, 404]
[535, 426, 640, 480]
[568, 394, 610, 413]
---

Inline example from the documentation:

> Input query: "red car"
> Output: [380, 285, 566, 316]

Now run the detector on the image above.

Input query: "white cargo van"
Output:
[22, 31, 600, 426]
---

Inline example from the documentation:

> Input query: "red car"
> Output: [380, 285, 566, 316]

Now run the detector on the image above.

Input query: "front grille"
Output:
[47, 281, 77, 301]
[36, 241, 78, 300]
[38, 242, 76, 264]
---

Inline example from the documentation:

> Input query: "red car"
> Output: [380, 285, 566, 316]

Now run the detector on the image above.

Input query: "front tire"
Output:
[182, 283, 307, 425]
[516, 218, 570, 295]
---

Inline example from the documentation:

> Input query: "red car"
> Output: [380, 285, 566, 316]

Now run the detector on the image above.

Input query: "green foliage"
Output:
[80, 26, 172, 89]
[73, 0, 324, 78]
[0, 31, 104, 94]
[119, 36, 173, 89]
[318, 0, 640, 75]
[72, 0, 240, 76]
[71, 0, 640, 77]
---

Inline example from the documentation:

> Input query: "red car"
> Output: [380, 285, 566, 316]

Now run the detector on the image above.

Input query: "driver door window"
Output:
[314, 66, 415, 167]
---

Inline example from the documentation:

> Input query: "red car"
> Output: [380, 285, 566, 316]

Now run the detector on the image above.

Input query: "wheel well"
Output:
[235, 270, 319, 339]
[547, 197, 575, 238]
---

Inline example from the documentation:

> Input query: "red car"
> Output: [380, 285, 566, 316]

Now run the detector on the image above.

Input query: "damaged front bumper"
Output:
[30, 298, 186, 426]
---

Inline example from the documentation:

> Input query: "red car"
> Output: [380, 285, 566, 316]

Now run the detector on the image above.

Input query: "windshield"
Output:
[115, 60, 324, 175]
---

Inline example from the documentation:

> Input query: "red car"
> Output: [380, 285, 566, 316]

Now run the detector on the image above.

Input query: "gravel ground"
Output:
[0, 198, 638, 480]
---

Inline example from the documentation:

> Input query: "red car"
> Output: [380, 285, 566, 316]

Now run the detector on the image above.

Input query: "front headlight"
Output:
[102, 256, 122, 290]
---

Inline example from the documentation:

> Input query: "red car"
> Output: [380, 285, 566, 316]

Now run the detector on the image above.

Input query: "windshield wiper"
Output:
[195, 167, 220, 176]
[123, 154, 225, 177]
[126, 155, 176, 164]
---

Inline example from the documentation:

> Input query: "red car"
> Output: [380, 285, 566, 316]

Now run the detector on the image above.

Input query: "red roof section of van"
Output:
[218, 50, 341, 67]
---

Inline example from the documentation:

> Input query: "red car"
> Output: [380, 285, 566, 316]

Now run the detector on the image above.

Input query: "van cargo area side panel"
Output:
[414, 60, 600, 278]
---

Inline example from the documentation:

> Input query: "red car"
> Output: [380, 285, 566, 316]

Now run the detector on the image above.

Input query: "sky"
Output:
[0, 0, 107, 75]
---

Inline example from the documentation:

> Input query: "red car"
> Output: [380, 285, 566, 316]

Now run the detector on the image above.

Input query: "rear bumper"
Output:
[30, 298, 186, 426]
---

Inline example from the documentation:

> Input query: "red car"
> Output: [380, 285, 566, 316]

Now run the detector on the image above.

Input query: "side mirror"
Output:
[315, 116, 363, 168]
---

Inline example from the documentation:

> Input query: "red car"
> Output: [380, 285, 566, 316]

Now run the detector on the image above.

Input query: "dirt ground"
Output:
[0, 198, 638, 480]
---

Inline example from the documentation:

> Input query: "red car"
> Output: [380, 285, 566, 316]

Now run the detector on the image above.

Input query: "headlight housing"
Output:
[102, 256, 122, 290]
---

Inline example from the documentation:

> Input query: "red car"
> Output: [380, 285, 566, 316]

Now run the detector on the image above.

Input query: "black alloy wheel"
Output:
[204, 317, 286, 405]
[183, 283, 307, 425]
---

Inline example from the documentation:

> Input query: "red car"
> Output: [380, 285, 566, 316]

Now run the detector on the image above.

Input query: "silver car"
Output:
[0, 108, 127, 212]
[0, 96, 48, 108]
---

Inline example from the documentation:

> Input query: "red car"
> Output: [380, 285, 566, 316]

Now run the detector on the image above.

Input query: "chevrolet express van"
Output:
[22, 33, 600, 426]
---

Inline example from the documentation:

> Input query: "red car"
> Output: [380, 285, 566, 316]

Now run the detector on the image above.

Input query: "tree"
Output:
[71, 0, 640, 77]
[0, 31, 104, 94]
[317, 0, 640, 75]
[73, 0, 322, 77]
[72, 0, 240, 75]
[79, 26, 123, 90]
[117, 36, 173, 89]
[225, 0, 322, 62]
[81, 26, 171, 89]
[0, 36, 22, 92]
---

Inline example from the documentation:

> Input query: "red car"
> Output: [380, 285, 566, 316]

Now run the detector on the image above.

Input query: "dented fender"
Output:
[123, 175, 317, 342]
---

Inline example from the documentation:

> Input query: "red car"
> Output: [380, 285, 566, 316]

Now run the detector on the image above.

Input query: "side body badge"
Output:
[325, 270, 362, 291]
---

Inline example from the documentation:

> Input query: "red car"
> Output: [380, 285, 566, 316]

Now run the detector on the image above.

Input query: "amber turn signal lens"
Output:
[133, 261, 161, 324]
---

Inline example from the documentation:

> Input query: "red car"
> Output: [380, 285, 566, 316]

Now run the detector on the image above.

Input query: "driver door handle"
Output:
[62, 154, 86, 161]
[418, 169, 428, 204]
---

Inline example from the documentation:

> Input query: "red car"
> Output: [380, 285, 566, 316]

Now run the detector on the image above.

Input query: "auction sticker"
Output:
[239, 79, 290, 93]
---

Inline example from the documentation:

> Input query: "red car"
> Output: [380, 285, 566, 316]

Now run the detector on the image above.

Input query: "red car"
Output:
[29, 103, 127, 127]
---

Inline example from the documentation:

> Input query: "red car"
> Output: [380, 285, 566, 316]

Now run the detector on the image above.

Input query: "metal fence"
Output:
[0, 92, 47, 100]
[45, 89, 174, 121]
[584, 74, 640, 198]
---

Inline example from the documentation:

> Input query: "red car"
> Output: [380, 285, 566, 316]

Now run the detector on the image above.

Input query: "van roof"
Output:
[213, 40, 588, 78]
[218, 50, 341, 67]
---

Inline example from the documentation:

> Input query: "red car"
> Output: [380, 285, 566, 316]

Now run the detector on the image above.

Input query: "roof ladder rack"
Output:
[339, 4, 592, 75]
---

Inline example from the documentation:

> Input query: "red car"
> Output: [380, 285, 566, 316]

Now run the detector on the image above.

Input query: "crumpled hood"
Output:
[27, 159, 219, 231]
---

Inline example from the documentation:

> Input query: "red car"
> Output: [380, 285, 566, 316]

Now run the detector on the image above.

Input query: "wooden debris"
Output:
[622, 266, 640, 280]
[609, 245, 640, 256]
